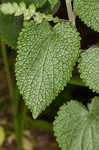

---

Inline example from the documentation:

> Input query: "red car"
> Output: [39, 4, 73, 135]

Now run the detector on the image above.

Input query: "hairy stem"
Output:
[65, 0, 76, 26]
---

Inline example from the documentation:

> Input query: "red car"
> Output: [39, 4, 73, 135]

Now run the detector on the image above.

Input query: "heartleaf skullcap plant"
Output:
[0, 0, 99, 149]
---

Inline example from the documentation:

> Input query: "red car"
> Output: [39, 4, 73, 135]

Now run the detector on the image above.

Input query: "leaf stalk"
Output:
[65, 0, 76, 26]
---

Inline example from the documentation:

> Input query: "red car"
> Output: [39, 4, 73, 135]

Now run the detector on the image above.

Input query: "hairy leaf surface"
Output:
[0, 13, 23, 48]
[16, 21, 80, 118]
[74, 0, 99, 32]
[54, 97, 99, 150]
[78, 45, 99, 93]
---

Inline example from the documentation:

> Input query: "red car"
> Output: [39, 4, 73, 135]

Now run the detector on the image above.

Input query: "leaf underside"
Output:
[74, 0, 99, 32]
[54, 97, 99, 150]
[0, 13, 23, 49]
[78, 45, 99, 93]
[16, 20, 80, 119]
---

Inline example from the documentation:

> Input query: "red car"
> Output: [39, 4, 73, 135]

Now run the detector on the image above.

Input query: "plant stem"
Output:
[1, 40, 23, 150]
[1, 42, 14, 102]
[65, 0, 76, 26]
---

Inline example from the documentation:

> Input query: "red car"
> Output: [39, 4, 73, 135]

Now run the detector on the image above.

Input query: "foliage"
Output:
[48, 0, 58, 8]
[15, 20, 80, 118]
[0, 1, 60, 48]
[0, 13, 23, 48]
[54, 97, 99, 150]
[3, 0, 47, 8]
[78, 45, 99, 93]
[0, 0, 99, 150]
[74, 0, 99, 32]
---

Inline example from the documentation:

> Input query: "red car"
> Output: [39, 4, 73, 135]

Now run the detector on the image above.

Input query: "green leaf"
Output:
[48, 0, 58, 8]
[78, 45, 99, 93]
[53, 97, 99, 150]
[32, 0, 47, 8]
[38, 0, 60, 14]
[15, 21, 80, 119]
[0, 0, 59, 49]
[3, 0, 47, 8]
[3, 0, 60, 11]
[0, 13, 23, 48]
[74, 0, 99, 32]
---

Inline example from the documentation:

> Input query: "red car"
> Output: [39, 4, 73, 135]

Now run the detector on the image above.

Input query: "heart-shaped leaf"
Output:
[16, 21, 80, 118]
[54, 97, 99, 150]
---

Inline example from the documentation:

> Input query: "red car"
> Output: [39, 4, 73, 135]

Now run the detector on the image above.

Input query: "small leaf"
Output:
[74, 0, 99, 32]
[16, 21, 80, 119]
[48, 0, 59, 8]
[3, 0, 47, 8]
[38, 0, 60, 15]
[78, 45, 99, 93]
[53, 97, 99, 150]
[0, 13, 23, 48]
[4, 0, 60, 14]
[32, 0, 47, 8]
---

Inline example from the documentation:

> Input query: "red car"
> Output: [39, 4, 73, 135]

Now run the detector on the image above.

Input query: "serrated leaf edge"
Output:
[78, 46, 99, 93]
[73, 1, 99, 32]
[15, 21, 80, 119]
[53, 100, 87, 149]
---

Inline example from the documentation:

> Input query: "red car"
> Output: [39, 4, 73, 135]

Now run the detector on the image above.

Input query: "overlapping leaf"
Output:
[54, 97, 99, 150]
[16, 20, 80, 119]
[74, 0, 99, 32]
[0, 0, 60, 48]
[78, 45, 99, 93]
[0, 13, 23, 48]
